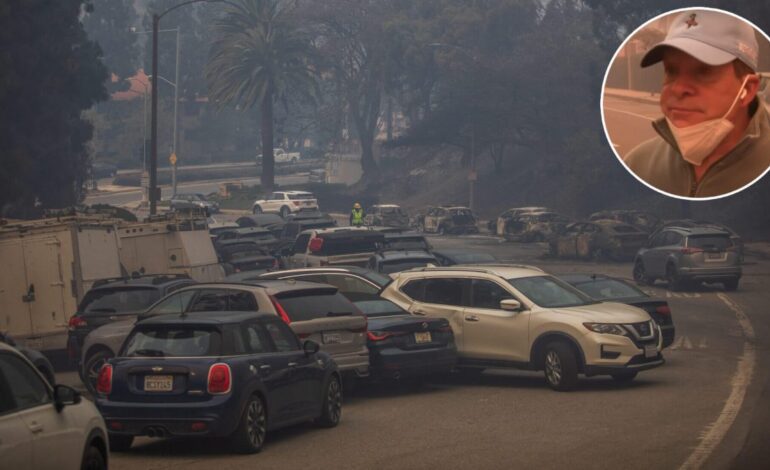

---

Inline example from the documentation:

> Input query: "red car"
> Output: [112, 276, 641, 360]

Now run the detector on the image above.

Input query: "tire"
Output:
[83, 349, 114, 395]
[316, 375, 342, 428]
[252, 205, 262, 214]
[633, 260, 653, 285]
[543, 342, 579, 391]
[724, 278, 739, 291]
[81, 444, 106, 470]
[280, 206, 290, 219]
[611, 371, 638, 384]
[108, 434, 133, 452]
[666, 264, 683, 292]
[232, 395, 268, 454]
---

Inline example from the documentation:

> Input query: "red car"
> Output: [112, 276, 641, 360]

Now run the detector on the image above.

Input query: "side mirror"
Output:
[303, 339, 320, 356]
[500, 299, 522, 312]
[54, 384, 81, 412]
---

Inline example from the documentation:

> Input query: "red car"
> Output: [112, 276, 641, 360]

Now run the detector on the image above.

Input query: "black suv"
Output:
[66, 274, 195, 365]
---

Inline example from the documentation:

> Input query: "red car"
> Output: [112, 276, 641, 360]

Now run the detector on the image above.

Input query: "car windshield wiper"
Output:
[132, 349, 166, 357]
[326, 311, 353, 317]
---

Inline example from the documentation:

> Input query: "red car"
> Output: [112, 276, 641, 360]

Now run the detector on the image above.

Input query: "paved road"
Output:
[56, 234, 770, 469]
[602, 95, 661, 159]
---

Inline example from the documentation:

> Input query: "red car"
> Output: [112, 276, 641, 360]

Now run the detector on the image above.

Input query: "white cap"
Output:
[641, 10, 758, 71]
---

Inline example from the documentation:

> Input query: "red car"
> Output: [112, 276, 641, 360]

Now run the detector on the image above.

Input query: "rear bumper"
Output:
[370, 344, 457, 378]
[678, 266, 741, 281]
[330, 348, 370, 376]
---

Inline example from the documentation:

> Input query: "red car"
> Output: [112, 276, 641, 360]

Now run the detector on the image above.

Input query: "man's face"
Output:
[660, 48, 745, 127]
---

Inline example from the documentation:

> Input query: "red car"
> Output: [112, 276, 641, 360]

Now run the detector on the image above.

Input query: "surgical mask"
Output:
[665, 76, 750, 165]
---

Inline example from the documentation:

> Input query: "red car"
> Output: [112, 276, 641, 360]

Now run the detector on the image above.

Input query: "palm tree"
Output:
[206, 0, 318, 193]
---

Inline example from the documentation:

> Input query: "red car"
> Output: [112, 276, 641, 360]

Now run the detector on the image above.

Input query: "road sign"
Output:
[169, 153, 177, 165]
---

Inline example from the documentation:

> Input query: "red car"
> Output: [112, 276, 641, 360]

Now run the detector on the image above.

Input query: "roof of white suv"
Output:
[397, 264, 546, 279]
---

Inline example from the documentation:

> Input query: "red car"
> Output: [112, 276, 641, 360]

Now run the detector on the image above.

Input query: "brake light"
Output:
[68, 316, 87, 330]
[96, 364, 112, 395]
[207, 363, 232, 395]
[269, 295, 292, 324]
[293, 201, 300, 206]
[681, 247, 703, 254]
[655, 305, 671, 315]
[367, 331, 393, 341]
[438, 324, 453, 333]
[309, 237, 324, 253]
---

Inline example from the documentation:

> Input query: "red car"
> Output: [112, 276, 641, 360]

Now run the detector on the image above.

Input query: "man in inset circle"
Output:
[624, 9, 770, 198]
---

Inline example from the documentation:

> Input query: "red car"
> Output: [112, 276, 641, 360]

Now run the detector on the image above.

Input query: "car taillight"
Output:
[681, 247, 703, 254]
[269, 295, 292, 324]
[655, 305, 671, 315]
[309, 237, 324, 253]
[293, 201, 300, 206]
[96, 364, 112, 395]
[438, 324, 453, 333]
[68, 316, 87, 330]
[207, 363, 232, 395]
[367, 331, 394, 341]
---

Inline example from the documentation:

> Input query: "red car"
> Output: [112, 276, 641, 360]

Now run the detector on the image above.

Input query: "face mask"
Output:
[666, 76, 750, 165]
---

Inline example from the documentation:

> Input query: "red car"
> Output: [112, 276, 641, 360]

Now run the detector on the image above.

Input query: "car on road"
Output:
[550, 220, 648, 261]
[169, 193, 220, 215]
[559, 273, 675, 348]
[657, 219, 744, 262]
[431, 249, 499, 266]
[633, 225, 741, 291]
[364, 204, 410, 228]
[367, 250, 440, 274]
[0, 331, 56, 385]
[381, 265, 664, 391]
[284, 227, 385, 268]
[254, 266, 392, 302]
[0, 341, 109, 469]
[68, 274, 195, 377]
[251, 191, 318, 217]
[417, 206, 479, 235]
[503, 211, 570, 242]
[95, 311, 341, 454]
[589, 210, 662, 234]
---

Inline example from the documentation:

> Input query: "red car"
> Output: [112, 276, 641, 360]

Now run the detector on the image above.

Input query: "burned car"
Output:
[416, 206, 479, 235]
[490, 206, 549, 236]
[550, 220, 648, 261]
[503, 211, 569, 242]
[589, 210, 662, 234]
[364, 204, 410, 228]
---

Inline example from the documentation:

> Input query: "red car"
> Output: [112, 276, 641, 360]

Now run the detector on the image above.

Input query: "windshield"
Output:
[123, 327, 221, 357]
[288, 193, 314, 200]
[571, 279, 645, 301]
[507, 276, 596, 308]
[79, 287, 161, 315]
[353, 299, 407, 317]
[274, 291, 356, 321]
[688, 235, 732, 250]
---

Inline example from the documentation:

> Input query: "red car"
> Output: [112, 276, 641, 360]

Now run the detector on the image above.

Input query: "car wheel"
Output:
[724, 278, 740, 291]
[232, 395, 267, 454]
[253, 205, 262, 214]
[280, 206, 290, 218]
[543, 342, 579, 391]
[108, 434, 134, 452]
[316, 375, 343, 428]
[633, 260, 652, 285]
[611, 371, 638, 384]
[666, 264, 683, 292]
[84, 349, 114, 395]
[81, 443, 106, 470]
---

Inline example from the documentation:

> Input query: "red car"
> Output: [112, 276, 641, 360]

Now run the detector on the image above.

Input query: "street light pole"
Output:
[172, 27, 180, 197]
[149, 13, 160, 215]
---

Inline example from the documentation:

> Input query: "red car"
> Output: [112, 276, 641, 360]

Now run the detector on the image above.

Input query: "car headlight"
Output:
[583, 323, 627, 336]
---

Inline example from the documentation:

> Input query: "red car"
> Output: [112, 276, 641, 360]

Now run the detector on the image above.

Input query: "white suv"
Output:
[380, 265, 663, 391]
[252, 191, 319, 217]
[0, 342, 109, 469]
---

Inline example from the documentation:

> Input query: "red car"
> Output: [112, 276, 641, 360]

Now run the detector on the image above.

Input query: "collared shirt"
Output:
[624, 105, 770, 197]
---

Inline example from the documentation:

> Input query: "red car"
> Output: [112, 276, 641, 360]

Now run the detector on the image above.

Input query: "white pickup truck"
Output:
[256, 147, 301, 163]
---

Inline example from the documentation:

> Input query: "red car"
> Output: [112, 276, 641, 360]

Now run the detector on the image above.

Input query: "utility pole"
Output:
[149, 13, 160, 215]
[172, 27, 180, 196]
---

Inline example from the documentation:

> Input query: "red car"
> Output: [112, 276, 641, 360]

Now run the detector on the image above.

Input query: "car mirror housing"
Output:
[54, 384, 81, 412]
[500, 299, 522, 311]
[303, 340, 320, 356]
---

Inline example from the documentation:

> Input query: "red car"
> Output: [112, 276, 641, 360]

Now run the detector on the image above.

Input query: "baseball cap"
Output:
[640, 10, 758, 71]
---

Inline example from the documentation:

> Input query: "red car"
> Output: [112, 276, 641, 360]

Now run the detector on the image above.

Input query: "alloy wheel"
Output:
[545, 350, 562, 385]
[246, 399, 267, 448]
[327, 378, 342, 424]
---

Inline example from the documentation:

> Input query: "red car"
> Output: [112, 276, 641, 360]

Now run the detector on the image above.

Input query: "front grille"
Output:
[623, 321, 658, 348]
[631, 321, 652, 337]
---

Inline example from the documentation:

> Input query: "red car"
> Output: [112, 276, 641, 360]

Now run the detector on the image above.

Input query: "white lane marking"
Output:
[679, 293, 756, 470]
[669, 336, 684, 350]
[699, 338, 708, 349]
[603, 106, 657, 121]
[683, 336, 693, 349]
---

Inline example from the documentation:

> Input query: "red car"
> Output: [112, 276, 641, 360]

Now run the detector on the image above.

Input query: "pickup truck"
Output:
[256, 147, 301, 163]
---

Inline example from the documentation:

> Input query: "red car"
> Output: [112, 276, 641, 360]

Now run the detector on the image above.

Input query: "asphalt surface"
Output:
[602, 94, 661, 158]
[53, 230, 770, 469]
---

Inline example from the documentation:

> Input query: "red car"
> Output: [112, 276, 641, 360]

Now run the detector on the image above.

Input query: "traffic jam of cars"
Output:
[1, 196, 745, 465]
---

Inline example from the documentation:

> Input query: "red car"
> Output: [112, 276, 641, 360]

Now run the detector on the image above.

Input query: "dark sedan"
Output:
[354, 298, 456, 380]
[559, 273, 675, 348]
[96, 311, 342, 454]
[216, 240, 279, 275]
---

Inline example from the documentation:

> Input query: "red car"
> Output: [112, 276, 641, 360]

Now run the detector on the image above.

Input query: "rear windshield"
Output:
[507, 276, 595, 308]
[316, 237, 379, 255]
[380, 259, 434, 274]
[274, 291, 356, 322]
[288, 193, 314, 200]
[384, 238, 429, 250]
[79, 287, 161, 315]
[354, 299, 406, 317]
[123, 327, 221, 357]
[572, 279, 645, 301]
[688, 235, 732, 250]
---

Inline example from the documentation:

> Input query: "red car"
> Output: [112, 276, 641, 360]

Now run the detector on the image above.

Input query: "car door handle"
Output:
[28, 421, 43, 434]
[464, 314, 479, 322]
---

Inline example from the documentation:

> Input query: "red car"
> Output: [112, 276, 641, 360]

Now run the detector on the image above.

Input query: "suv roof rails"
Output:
[92, 273, 191, 288]
[408, 264, 545, 275]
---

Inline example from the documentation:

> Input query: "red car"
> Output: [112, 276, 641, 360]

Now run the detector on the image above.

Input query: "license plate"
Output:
[644, 344, 657, 358]
[706, 252, 723, 260]
[144, 375, 173, 392]
[414, 332, 432, 344]
[323, 332, 342, 344]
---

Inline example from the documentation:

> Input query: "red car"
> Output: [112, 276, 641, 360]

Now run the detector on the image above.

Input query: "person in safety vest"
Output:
[350, 202, 365, 226]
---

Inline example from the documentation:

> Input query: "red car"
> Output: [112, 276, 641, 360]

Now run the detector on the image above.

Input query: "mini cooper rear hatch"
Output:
[95, 311, 342, 454]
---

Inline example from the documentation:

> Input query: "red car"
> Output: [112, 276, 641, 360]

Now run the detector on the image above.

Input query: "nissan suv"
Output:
[380, 265, 663, 391]
[632, 226, 741, 291]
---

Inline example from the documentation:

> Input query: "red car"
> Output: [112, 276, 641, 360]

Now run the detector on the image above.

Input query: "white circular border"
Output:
[600, 6, 770, 201]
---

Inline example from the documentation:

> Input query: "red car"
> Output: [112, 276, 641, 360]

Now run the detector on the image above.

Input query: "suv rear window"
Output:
[79, 287, 161, 315]
[123, 327, 221, 357]
[274, 291, 357, 322]
[288, 193, 314, 200]
[687, 235, 732, 250]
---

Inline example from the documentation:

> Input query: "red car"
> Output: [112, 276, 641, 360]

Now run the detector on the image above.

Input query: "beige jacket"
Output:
[624, 106, 770, 197]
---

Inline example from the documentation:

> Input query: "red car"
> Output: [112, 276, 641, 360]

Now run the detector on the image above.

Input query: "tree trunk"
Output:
[260, 90, 275, 194]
